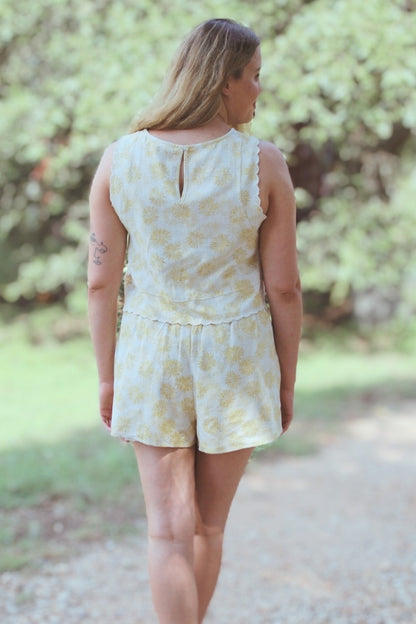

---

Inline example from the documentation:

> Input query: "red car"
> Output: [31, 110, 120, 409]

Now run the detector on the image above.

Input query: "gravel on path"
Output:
[2, 401, 416, 624]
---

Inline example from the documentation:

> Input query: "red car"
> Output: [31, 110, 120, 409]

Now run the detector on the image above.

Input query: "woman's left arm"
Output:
[87, 144, 127, 431]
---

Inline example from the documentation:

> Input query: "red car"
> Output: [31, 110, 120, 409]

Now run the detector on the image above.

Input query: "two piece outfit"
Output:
[109, 128, 281, 453]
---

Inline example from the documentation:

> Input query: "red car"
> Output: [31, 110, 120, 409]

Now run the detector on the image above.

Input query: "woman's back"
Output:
[110, 128, 267, 325]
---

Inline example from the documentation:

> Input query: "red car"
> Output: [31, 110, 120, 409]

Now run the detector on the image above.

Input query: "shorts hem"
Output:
[111, 429, 282, 454]
[198, 430, 282, 454]
[110, 430, 196, 449]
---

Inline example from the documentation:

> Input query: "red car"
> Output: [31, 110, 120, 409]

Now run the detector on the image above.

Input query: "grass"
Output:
[0, 322, 143, 571]
[0, 325, 139, 505]
[1, 317, 415, 571]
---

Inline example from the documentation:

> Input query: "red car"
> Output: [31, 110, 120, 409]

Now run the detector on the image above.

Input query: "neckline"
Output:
[144, 128, 235, 148]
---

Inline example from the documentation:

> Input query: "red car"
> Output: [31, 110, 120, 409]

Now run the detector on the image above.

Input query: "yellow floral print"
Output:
[109, 129, 282, 453]
[111, 309, 281, 453]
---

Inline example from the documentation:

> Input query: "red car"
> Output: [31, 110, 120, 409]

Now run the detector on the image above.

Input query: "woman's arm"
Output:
[258, 141, 303, 433]
[87, 143, 127, 431]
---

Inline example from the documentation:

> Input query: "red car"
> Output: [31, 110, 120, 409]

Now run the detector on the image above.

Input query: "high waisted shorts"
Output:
[111, 308, 281, 454]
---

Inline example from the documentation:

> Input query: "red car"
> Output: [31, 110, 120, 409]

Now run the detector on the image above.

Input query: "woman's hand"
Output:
[99, 381, 114, 432]
[280, 387, 294, 434]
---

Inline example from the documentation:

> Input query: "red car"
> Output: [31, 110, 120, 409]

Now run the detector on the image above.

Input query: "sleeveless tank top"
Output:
[110, 128, 267, 325]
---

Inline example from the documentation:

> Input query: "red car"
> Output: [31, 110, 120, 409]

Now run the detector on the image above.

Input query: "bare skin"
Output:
[132, 443, 253, 624]
[88, 45, 301, 623]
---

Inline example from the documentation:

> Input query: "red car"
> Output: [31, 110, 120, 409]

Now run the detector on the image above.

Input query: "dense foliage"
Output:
[1, 0, 415, 323]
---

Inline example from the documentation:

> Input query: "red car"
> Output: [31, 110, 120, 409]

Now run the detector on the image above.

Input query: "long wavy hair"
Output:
[130, 18, 260, 132]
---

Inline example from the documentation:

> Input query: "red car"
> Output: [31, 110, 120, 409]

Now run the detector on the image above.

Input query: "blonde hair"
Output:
[131, 18, 260, 132]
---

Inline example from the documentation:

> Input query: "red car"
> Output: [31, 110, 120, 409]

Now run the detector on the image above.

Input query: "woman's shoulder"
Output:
[258, 139, 287, 170]
[237, 132, 287, 170]
[257, 139, 293, 191]
[258, 139, 291, 180]
[113, 129, 146, 150]
[102, 131, 147, 167]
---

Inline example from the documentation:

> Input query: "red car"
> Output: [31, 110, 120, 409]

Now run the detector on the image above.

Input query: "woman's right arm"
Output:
[88, 144, 127, 431]
[258, 141, 303, 433]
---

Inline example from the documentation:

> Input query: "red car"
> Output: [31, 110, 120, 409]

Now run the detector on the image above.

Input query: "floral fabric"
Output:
[112, 310, 281, 453]
[110, 129, 266, 324]
[109, 129, 281, 452]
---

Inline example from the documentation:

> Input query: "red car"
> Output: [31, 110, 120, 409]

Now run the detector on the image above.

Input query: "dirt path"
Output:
[2, 400, 416, 623]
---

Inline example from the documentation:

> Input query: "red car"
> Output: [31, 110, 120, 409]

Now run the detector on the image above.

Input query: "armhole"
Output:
[255, 139, 263, 217]
[240, 135, 266, 228]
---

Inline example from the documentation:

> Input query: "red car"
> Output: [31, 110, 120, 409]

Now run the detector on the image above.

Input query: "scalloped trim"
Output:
[121, 305, 269, 327]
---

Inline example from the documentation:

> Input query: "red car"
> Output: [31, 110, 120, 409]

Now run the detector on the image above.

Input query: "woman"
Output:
[88, 18, 302, 624]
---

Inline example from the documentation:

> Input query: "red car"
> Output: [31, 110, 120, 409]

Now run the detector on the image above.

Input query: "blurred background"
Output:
[1, 0, 415, 576]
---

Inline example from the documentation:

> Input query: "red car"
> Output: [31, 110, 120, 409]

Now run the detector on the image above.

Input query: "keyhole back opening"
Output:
[178, 151, 185, 198]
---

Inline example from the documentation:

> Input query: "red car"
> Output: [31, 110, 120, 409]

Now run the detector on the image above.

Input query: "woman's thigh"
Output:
[194, 447, 253, 533]
[133, 442, 196, 538]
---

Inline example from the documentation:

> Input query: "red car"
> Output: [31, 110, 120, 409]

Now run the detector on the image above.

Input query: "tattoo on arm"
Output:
[90, 233, 108, 265]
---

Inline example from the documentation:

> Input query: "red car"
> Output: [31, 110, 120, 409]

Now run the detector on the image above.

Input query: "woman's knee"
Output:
[194, 515, 225, 540]
[149, 501, 196, 543]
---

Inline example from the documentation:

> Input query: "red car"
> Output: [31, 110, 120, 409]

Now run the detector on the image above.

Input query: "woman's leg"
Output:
[193, 447, 253, 623]
[132, 442, 198, 624]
